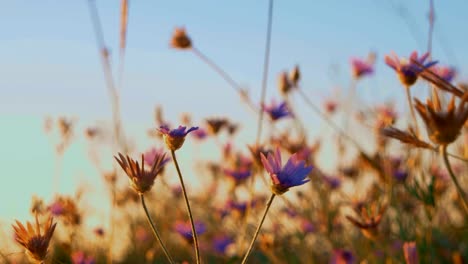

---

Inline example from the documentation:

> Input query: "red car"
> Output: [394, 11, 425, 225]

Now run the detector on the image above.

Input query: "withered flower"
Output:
[115, 152, 168, 194]
[346, 201, 386, 240]
[289, 65, 301, 87]
[380, 126, 433, 149]
[170, 27, 192, 49]
[414, 90, 468, 145]
[12, 215, 57, 263]
[278, 71, 292, 95]
[205, 118, 228, 135]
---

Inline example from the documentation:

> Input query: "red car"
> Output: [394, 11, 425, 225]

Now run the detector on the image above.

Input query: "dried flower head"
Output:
[385, 51, 437, 87]
[205, 118, 228, 135]
[278, 71, 293, 94]
[414, 90, 468, 145]
[290, 65, 301, 87]
[380, 126, 433, 149]
[261, 147, 313, 195]
[158, 125, 199, 151]
[346, 201, 386, 240]
[12, 215, 57, 263]
[170, 27, 192, 49]
[114, 151, 168, 194]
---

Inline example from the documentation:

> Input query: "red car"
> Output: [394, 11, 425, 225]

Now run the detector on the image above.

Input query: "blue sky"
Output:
[1, 0, 468, 226]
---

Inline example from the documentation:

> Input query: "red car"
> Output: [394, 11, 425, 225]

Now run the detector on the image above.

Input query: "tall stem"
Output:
[405, 86, 419, 136]
[171, 150, 200, 264]
[140, 194, 175, 264]
[241, 193, 276, 264]
[255, 0, 274, 145]
[440, 145, 468, 216]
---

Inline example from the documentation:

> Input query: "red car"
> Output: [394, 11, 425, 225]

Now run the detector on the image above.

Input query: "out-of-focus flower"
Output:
[170, 27, 192, 49]
[414, 90, 468, 145]
[402, 242, 419, 264]
[300, 219, 316, 234]
[174, 220, 206, 243]
[143, 147, 170, 167]
[191, 128, 208, 140]
[224, 167, 251, 184]
[380, 126, 433, 149]
[330, 249, 355, 264]
[261, 147, 313, 195]
[262, 100, 293, 121]
[30, 196, 45, 215]
[212, 235, 234, 255]
[158, 125, 199, 151]
[432, 65, 456, 82]
[135, 225, 150, 243]
[47, 196, 81, 226]
[71, 251, 96, 264]
[322, 175, 341, 190]
[93, 227, 104, 237]
[247, 144, 272, 167]
[385, 51, 437, 86]
[345, 201, 386, 240]
[12, 215, 57, 263]
[278, 71, 293, 94]
[205, 118, 228, 135]
[350, 57, 374, 79]
[324, 99, 338, 114]
[114, 152, 168, 194]
[290, 65, 301, 87]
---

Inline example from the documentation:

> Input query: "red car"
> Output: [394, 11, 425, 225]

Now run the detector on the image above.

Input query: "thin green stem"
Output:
[440, 145, 468, 217]
[405, 86, 419, 136]
[171, 150, 200, 264]
[140, 194, 175, 264]
[255, 0, 274, 145]
[241, 193, 276, 264]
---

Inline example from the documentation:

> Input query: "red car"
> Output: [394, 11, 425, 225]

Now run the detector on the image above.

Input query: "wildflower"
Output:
[212, 235, 234, 255]
[71, 251, 95, 264]
[385, 51, 437, 86]
[262, 100, 293, 121]
[330, 249, 355, 264]
[191, 128, 208, 140]
[346, 201, 386, 240]
[143, 147, 170, 167]
[350, 57, 374, 79]
[432, 65, 456, 82]
[158, 125, 199, 151]
[114, 152, 168, 194]
[12, 215, 57, 263]
[247, 144, 272, 167]
[324, 99, 338, 114]
[402, 242, 418, 264]
[414, 90, 468, 145]
[290, 65, 301, 87]
[93, 227, 104, 237]
[300, 219, 316, 234]
[323, 175, 341, 190]
[174, 220, 206, 243]
[278, 71, 293, 94]
[261, 147, 313, 195]
[205, 118, 228, 135]
[170, 27, 192, 49]
[224, 167, 251, 184]
[416, 63, 465, 97]
[380, 126, 433, 149]
[47, 196, 81, 226]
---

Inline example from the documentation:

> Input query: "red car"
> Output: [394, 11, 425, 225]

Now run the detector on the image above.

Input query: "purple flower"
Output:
[385, 51, 437, 86]
[49, 201, 65, 216]
[300, 219, 316, 234]
[212, 235, 234, 254]
[224, 168, 251, 183]
[175, 220, 206, 243]
[71, 251, 95, 264]
[403, 241, 418, 264]
[330, 249, 355, 264]
[393, 170, 408, 182]
[432, 65, 456, 82]
[261, 147, 313, 195]
[350, 57, 374, 79]
[323, 175, 341, 189]
[143, 147, 171, 167]
[191, 128, 208, 140]
[158, 125, 199, 150]
[262, 100, 293, 121]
